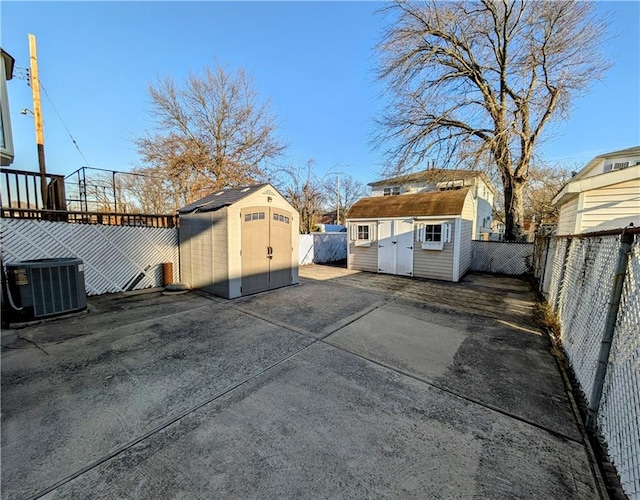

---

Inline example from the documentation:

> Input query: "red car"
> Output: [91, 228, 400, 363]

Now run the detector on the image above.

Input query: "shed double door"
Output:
[378, 219, 414, 276]
[241, 207, 292, 296]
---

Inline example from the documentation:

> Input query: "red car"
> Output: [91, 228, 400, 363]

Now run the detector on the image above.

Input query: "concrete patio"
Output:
[1, 266, 601, 499]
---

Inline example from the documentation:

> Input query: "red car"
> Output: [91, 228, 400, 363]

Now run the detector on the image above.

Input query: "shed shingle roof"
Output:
[178, 184, 269, 214]
[347, 189, 470, 219]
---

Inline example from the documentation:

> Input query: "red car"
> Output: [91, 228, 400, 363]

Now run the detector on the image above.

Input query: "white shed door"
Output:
[378, 219, 414, 276]
[378, 220, 395, 274]
[395, 219, 414, 277]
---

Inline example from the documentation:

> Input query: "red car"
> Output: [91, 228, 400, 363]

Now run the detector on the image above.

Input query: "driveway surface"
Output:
[1, 266, 599, 499]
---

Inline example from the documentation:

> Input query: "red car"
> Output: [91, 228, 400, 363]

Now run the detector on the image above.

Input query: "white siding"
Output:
[579, 179, 640, 233]
[459, 194, 475, 278]
[348, 241, 378, 272]
[557, 197, 579, 235]
[413, 218, 456, 281]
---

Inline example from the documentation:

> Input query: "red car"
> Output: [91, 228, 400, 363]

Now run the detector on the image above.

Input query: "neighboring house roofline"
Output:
[571, 146, 640, 182]
[368, 168, 496, 194]
[552, 164, 640, 206]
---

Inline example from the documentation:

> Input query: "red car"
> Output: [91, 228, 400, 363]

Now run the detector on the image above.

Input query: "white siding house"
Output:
[368, 169, 495, 239]
[346, 189, 474, 282]
[1, 48, 15, 166]
[553, 147, 640, 235]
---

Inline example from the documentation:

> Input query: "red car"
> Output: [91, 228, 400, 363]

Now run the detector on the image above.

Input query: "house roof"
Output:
[347, 189, 470, 219]
[572, 145, 640, 181]
[368, 168, 494, 191]
[552, 164, 640, 206]
[178, 183, 270, 214]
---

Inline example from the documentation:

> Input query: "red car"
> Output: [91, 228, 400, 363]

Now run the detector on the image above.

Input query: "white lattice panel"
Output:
[299, 233, 347, 265]
[470, 241, 533, 275]
[299, 234, 315, 265]
[312, 233, 347, 263]
[1, 219, 179, 295]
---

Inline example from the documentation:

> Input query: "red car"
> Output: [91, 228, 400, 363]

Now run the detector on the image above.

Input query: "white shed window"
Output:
[416, 223, 451, 250]
[383, 186, 401, 196]
[350, 223, 375, 247]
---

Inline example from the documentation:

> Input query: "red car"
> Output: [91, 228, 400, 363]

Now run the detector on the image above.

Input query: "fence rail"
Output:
[1, 207, 178, 228]
[1, 168, 177, 228]
[1, 167, 66, 211]
[535, 228, 640, 500]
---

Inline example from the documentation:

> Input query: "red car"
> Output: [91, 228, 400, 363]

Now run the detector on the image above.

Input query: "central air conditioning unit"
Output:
[5, 258, 87, 321]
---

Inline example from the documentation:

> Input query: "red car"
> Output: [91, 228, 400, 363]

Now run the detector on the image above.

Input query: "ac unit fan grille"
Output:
[31, 264, 81, 317]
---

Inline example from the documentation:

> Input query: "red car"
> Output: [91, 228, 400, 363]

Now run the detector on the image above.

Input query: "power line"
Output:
[38, 81, 92, 167]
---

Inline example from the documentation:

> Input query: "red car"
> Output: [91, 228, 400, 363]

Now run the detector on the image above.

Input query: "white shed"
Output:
[179, 183, 299, 298]
[346, 189, 474, 282]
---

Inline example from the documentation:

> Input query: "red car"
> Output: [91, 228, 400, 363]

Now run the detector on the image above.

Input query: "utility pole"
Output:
[28, 34, 48, 209]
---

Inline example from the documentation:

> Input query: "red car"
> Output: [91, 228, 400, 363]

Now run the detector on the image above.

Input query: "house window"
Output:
[383, 186, 401, 196]
[416, 223, 451, 250]
[350, 223, 375, 247]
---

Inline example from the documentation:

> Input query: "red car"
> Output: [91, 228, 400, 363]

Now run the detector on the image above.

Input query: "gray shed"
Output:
[179, 183, 299, 298]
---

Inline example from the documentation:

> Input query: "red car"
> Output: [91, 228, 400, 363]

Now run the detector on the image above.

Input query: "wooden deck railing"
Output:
[1, 168, 178, 228]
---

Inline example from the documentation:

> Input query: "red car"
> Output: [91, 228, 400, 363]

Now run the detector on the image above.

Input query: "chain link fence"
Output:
[535, 229, 640, 499]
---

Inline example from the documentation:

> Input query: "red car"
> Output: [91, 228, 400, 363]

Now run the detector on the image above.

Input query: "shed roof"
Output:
[178, 183, 270, 214]
[347, 189, 470, 219]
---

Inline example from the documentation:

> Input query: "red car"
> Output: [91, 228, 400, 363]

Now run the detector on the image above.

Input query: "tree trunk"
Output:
[503, 177, 525, 241]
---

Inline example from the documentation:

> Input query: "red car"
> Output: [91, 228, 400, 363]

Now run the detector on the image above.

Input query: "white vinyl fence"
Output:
[299, 233, 347, 265]
[535, 230, 640, 500]
[1, 219, 179, 296]
[471, 240, 534, 275]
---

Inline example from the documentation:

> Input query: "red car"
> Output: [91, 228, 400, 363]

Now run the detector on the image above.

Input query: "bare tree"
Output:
[524, 163, 573, 224]
[135, 62, 287, 207]
[323, 174, 368, 225]
[375, 0, 609, 240]
[277, 160, 326, 234]
[492, 162, 574, 228]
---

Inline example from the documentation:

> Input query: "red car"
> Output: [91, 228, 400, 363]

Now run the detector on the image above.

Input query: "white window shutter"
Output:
[370, 223, 376, 241]
[444, 223, 452, 243]
[350, 224, 357, 241]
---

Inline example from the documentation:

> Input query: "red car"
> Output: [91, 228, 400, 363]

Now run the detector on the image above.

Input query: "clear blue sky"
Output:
[2, 1, 639, 185]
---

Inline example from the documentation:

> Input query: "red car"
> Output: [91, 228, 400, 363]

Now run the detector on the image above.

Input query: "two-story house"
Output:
[553, 146, 640, 235]
[368, 169, 496, 239]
